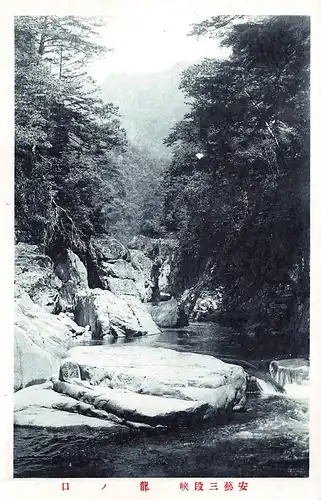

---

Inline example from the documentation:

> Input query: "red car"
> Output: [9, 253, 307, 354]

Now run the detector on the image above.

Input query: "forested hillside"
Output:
[15, 16, 166, 253]
[14, 15, 310, 354]
[163, 15, 310, 352]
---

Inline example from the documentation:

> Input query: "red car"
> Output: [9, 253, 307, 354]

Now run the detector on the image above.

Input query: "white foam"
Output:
[283, 382, 310, 400]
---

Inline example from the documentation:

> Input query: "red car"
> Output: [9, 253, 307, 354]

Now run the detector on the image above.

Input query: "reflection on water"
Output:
[14, 322, 309, 478]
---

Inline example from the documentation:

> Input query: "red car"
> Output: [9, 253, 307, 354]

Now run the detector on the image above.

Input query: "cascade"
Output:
[269, 359, 309, 387]
[254, 378, 280, 395]
[246, 374, 281, 395]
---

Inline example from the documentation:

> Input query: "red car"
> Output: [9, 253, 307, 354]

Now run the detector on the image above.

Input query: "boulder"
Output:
[130, 249, 154, 302]
[101, 260, 137, 280]
[74, 289, 110, 338]
[89, 235, 129, 263]
[53, 249, 88, 312]
[14, 293, 72, 391]
[87, 236, 152, 300]
[66, 345, 247, 415]
[124, 296, 160, 335]
[59, 361, 81, 383]
[54, 249, 88, 287]
[58, 280, 79, 312]
[150, 299, 188, 328]
[74, 289, 161, 339]
[192, 290, 223, 321]
[130, 249, 153, 279]
[105, 277, 141, 298]
[158, 258, 171, 295]
[15, 243, 61, 313]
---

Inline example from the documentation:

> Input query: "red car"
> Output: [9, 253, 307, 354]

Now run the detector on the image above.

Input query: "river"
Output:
[14, 322, 309, 478]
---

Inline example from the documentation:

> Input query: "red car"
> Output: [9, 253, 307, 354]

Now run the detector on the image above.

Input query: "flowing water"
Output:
[14, 322, 309, 478]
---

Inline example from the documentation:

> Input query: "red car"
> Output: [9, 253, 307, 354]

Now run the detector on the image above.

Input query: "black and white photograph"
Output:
[12, 6, 310, 481]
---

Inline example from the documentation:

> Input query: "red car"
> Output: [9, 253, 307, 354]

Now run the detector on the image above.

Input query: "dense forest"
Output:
[163, 15, 310, 353]
[15, 16, 165, 253]
[15, 15, 310, 354]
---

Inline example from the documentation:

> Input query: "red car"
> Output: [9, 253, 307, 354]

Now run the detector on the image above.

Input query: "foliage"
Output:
[164, 16, 309, 344]
[108, 145, 169, 243]
[15, 16, 127, 254]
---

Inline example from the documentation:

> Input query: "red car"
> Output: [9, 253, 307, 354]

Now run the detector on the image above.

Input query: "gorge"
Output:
[13, 14, 310, 478]
[13, 235, 309, 477]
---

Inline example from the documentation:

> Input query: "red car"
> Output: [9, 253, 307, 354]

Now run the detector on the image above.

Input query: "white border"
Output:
[1, 1, 320, 498]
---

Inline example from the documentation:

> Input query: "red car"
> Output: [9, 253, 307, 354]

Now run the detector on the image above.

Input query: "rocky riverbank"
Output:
[14, 236, 309, 432]
[14, 236, 250, 431]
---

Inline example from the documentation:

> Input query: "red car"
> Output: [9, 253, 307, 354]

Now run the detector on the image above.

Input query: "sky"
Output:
[88, 3, 228, 80]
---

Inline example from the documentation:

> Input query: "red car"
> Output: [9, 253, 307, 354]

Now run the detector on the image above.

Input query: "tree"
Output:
[15, 16, 127, 253]
[164, 16, 309, 350]
[108, 144, 169, 243]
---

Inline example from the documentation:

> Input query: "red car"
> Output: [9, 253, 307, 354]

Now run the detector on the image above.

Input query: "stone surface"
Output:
[54, 249, 88, 312]
[124, 296, 161, 335]
[128, 235, 178, 262]
[57, 312, 85, 334]
[192, 291, 223, 321]
[14, 384, 128, 431]
[58, 281, 79, 313]
[74, 289, 160, 339]
[67, 345, 246, 413]
[105, 276, 141, 298]
[52, 379, 217, 428]
[179, 288, 197, 318]
[150, 299, 188, 328]
[102, 260, 137, 280]
[14, 293, 72, 391]
[87, 237, 152, 301]
[89, 235, 129, 262]
[158, 258, 171, 294]
[15, 243, 61, 313]
[130, 249, 154, 302]
[59, 361, 81, 383]
[160, 292, 172, 302]
[130, 249, 153, 278]
[54, 249, 88, 287]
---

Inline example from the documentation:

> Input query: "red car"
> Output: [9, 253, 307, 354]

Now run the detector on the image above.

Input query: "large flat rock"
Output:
[52, 379, 215, 428]
[67, 345, 246, 412]
[14, 384, 128, 431]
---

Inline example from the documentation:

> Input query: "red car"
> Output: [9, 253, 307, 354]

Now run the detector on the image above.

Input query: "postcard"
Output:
[1, 1, 320, 499]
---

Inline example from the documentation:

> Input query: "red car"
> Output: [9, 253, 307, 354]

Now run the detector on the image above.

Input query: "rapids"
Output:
[14, 322, 309, 478]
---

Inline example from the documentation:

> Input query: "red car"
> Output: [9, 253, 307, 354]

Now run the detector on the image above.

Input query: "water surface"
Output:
[14, 322, 309, 478]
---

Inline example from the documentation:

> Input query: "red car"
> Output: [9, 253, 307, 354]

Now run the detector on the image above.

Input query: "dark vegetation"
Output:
[15, 16, 165, 255]
[15, 15, 310, 354]
[163, 16, 309, 353]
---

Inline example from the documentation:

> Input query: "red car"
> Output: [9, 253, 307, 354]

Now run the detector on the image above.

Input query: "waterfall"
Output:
[269, 359, 309, 387]
[254, 378, 280, 395]
[246, 374, 283, 395]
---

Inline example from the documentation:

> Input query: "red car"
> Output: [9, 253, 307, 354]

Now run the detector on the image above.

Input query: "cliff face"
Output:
[14, 238, 161, 392]
[14, 236, 249, 431]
